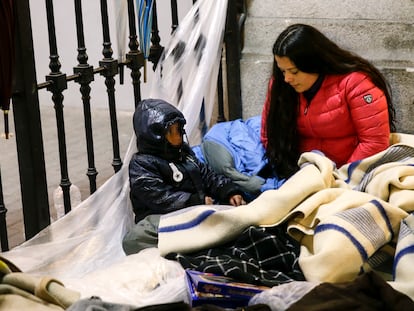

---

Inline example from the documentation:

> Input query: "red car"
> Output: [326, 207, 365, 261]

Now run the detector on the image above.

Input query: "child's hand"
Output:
[229, 194, 245, 206]
[204, 196, 214, 205]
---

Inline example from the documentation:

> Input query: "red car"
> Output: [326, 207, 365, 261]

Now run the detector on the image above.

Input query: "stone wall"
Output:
[240, 0, 414, 133]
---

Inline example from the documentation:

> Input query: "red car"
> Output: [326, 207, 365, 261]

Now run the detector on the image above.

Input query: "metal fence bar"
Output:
[74, 0, 98, 194]
[3, 0, 245, 249]
[170, 0, 179, 33]
[12, 0, 50, 238]
[126, 0, 145, 108]
[225, 0, 243, 120]
[216, 61, 226, 122]
[45, 0, 73, 215]
[148, 0, 163, 72]
[0, 170, 9, 251]
[99, 0, 122, 174]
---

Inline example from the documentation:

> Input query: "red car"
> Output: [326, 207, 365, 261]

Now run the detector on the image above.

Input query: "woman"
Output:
[261, 23, 395, 179]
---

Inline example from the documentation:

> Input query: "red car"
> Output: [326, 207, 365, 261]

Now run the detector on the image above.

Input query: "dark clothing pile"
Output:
[166, 225, 305, 287]
[286, 271, 414, 311]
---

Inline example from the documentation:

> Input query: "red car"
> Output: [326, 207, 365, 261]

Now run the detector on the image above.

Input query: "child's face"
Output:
[165, 122, 183, 147]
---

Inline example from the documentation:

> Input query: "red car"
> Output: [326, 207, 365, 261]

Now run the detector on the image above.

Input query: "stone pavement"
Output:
[0, 105, 134, 249]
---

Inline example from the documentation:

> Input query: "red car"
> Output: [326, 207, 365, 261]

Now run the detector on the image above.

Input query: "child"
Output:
[123, 98, 245, 254]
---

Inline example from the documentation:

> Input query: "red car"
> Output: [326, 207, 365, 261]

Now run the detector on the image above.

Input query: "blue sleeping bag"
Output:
[192, 116, 285, 199]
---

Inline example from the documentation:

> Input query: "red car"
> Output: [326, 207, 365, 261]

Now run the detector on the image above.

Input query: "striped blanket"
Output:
[158, 136, 414, 298]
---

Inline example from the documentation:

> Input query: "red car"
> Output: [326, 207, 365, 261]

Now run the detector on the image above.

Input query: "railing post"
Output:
[225, 0, 243, 120]
[73, 0, 98, 194]
[45, 0, 73, 215]
[0, 169, 9, 251]
[170, 0, 179, 33]
[126, 0, 145, 108]
[216, 60, 226, 122]
[148, 0, 164, 71]
[99, 0, 122, 173]
[12, 0, 50, 239]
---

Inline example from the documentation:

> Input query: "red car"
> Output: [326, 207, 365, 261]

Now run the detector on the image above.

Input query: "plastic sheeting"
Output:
[1, 137, 135, 277]
[1, 0, 228, 305]
[113, 0, 128, 63]
[150, 0, 228, 145]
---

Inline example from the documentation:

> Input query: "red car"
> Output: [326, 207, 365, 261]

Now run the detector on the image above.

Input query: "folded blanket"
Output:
[388, 214, 414, 298]
[290, 146, 414, 284]
[158, 161, 330, 254]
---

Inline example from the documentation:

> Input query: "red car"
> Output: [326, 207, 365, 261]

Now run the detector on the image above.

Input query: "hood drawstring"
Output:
[169, 162, 183, 182]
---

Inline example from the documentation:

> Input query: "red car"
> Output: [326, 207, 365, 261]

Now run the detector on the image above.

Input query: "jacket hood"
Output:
[133, 98, 186, 159]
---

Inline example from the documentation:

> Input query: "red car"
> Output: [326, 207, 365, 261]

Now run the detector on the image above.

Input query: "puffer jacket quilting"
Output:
[261, 72, 390, 167]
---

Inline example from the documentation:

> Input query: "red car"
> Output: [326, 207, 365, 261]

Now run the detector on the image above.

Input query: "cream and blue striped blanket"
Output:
[158, 134, 414, 298]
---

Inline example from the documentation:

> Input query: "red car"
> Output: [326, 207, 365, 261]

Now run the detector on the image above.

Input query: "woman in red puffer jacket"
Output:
[260, 24, 395, 179]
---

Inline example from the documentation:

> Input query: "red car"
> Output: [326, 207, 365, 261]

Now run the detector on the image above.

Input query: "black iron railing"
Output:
[0, 0, 246, 251]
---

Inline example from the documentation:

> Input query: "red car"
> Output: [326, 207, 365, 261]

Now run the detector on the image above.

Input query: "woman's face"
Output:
[275, 56, 319, 93]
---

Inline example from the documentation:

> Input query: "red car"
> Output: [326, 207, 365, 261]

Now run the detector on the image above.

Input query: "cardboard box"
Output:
[185, 269, 269, 308]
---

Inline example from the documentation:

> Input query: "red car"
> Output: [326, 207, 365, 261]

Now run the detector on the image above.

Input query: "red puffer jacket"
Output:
[261, 72, 390, 167]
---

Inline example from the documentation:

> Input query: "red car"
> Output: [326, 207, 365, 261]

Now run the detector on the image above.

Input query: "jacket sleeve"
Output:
[345, 72, 390, 163]
[129, 155, 193, 216]
[260, 77, 274, 149]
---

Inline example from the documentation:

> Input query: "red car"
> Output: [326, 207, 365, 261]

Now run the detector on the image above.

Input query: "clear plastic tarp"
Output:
[1, 0, 228, 306]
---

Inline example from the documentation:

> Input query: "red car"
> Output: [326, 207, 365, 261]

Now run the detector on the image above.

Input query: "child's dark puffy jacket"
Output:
[129, 98, 242, 223]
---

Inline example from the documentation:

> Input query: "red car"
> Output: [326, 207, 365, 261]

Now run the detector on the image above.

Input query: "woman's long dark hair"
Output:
[265, 23, 395, 178]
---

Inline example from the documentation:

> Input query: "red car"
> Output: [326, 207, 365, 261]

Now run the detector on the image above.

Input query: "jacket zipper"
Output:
[304, 101, 310, 115]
